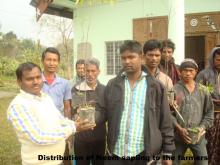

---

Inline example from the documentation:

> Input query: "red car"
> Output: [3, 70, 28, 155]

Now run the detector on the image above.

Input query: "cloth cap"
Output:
[180, 58, 198, 70]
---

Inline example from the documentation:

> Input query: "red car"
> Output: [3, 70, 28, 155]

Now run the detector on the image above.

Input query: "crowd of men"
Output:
[7, 39, 220, 165]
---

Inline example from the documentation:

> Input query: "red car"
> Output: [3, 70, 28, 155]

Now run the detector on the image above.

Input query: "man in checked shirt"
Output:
[104, 40, 175, 165]
[7, 62, 95, 165]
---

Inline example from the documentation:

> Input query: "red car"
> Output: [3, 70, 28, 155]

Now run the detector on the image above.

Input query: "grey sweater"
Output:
[196, 47, 220, 109]
[173, 81, 214, 130]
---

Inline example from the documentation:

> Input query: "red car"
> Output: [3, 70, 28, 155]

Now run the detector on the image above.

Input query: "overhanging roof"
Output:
[30, 0, 75, 19]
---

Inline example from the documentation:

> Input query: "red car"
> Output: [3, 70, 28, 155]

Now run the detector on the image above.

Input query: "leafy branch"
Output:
[198, 82, 214, 94]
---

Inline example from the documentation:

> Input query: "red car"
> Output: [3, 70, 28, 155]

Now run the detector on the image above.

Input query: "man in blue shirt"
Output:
[41, 47, 72, 165]
[41, 47, 72, 119]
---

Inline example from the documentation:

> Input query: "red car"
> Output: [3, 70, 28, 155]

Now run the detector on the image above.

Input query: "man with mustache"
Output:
[71, 58, 106, 165]
[70, 59, 86, 88]
[41, 47, 72, 118]
[172, 59, 214, 165]
[7, 62, 95, 165]
[143, 39, 174, 104]
[104, 40, 175, 165]
[41, 47, 72, 165]
[160, 39, 180, 85]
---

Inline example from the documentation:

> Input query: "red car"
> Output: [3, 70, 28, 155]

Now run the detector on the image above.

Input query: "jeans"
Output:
[173, 138, 208, 165]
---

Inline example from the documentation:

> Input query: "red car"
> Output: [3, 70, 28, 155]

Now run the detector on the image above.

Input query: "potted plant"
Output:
[79, 103, 95, 124]
[187, 127, 200, 144]
[172, 105, 203, 144]
[72, 77, 96, 124]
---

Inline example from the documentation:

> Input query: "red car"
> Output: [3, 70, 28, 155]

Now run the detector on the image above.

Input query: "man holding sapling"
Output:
[71, 58, 106, 165]
[7, 62, 95, 165]
[172, 59, 214, 165]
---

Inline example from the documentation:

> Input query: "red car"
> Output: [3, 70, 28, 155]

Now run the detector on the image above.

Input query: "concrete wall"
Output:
[73, 0, 220, 84]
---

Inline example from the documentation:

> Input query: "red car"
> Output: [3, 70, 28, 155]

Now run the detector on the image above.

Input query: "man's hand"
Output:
[75, 118, 96, 132]
[212, 99, 220, 103]
[196, 127, 206, 143]
[169, 100, 178, 112]
[176, 125, 192, 144]
[162, 159, 172, 165]
[66, 135, 73, 150]
[213, 99, 220, 106]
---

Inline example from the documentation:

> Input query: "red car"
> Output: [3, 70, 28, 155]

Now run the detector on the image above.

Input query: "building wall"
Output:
[73, 0, 220, 84]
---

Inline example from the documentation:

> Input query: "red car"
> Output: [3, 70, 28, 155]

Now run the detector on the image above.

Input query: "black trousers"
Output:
[64, 142, 72, 165]
[74, 139, 105, 165]
[104, 151, 153, 165]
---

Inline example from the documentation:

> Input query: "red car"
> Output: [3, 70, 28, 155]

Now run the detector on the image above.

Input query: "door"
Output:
[133, 16, 168, 45]
[185, 36, 205, 72]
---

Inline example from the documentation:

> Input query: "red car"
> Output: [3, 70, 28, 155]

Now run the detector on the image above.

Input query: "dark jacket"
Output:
[196, 47, 220, 109]
[104, 66, 175, 157]
[173, 81, 214, 130]
[71, 81, 106, 142]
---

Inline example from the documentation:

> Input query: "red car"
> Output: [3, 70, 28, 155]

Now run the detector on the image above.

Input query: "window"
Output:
[106, 41, 123, 75]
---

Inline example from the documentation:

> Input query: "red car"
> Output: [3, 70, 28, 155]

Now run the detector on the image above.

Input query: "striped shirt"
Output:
[7, 90, 76, 165]
[114, 71, 147, 157]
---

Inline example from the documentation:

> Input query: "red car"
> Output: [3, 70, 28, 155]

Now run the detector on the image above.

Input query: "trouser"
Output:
[63, 142, 72, 165]
[173, 138, 208, 165]
[104, 151, 153, 165]
[206, 112, 220, 165]
[74, 139, 105, 165]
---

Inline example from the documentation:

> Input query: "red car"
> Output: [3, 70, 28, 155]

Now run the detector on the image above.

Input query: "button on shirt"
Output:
[42, 74, 72, 114]
[114, 71, 147, 157]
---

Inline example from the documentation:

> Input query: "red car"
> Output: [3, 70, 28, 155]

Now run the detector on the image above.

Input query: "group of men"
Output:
[7, 39, 220, 165]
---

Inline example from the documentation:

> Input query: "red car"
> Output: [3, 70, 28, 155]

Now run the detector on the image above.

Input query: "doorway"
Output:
[185, 36, 205, 72]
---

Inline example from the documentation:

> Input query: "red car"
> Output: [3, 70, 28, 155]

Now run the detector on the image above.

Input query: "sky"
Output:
[0, 0, 68, 46]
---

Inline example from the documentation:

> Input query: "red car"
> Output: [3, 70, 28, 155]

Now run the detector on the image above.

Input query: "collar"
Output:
[75, 80, 98, 91]
[154, 67, 161, 77]
[20, 89, 47, 100]
[178, 80, 198, 89]
[76, 75, 85, 80]
[42, 73, 61, 84]
[121, 71, 147, 80]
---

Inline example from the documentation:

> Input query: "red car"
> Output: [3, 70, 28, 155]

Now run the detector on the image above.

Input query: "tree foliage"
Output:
[0, 31, 43, 78]
[38, 15, 74, 79]
[0, 29, 73, 80]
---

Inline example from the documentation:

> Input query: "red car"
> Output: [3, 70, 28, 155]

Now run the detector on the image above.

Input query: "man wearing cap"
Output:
[172, 59, 214, 165]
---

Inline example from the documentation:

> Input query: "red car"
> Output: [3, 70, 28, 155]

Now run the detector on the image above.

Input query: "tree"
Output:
[20, 39, 36, 50]
[0, 31, 19, 58]
[37, 15, 74, 79]
[0, 31, 43, 78]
